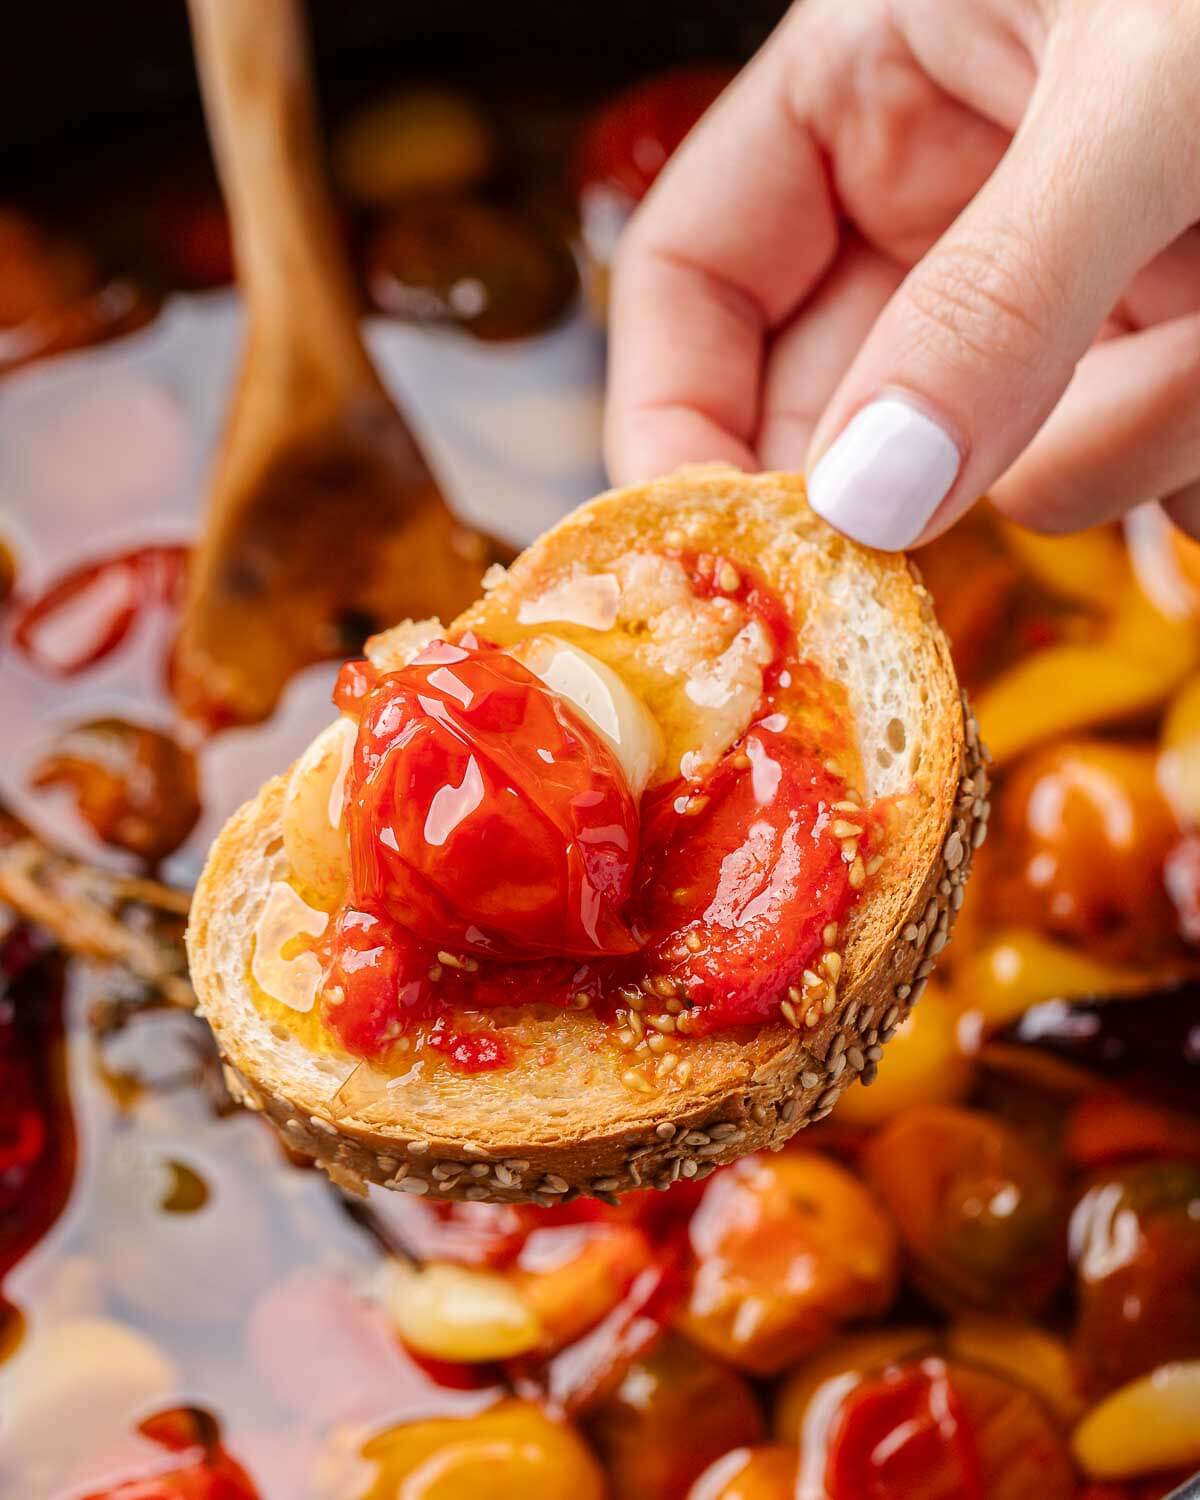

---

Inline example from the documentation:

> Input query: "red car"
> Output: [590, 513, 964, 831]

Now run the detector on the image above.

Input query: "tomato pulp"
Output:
[317, 587, 868, 1067]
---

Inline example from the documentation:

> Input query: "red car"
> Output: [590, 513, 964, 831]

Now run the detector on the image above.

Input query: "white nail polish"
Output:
[808, 396, 961, 551]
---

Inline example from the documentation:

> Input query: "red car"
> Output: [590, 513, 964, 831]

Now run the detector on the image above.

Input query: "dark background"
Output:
[0, 1, 789, 155]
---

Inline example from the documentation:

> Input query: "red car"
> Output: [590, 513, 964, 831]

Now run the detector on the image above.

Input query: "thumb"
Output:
[805, 36, 1196, 550]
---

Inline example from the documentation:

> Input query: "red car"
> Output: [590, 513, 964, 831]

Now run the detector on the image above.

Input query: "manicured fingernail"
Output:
[808, 396, 961, 551]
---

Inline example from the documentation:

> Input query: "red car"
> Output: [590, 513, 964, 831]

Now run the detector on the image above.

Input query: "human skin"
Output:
[605, 0, 1200, 549]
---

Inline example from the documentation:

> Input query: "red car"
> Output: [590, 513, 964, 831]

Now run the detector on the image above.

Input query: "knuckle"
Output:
[901, 227, 1067, 371]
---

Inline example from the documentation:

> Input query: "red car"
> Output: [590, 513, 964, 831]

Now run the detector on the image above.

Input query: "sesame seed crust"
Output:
[190, 470, 981, 1204]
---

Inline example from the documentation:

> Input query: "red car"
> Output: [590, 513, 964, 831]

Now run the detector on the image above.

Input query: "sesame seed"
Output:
[468, 1163, 489, 1178]
[396, 1177, 429, 1195]
[832, 799, 860, 814]
[717, 562, 741, 592]
[708, 1123, 742, 1140]
[680, 1158, 699, 1178]
[805, 1004, 822, 1027]
[676, 1060, 693, 1084]
[618, 1028, 635, 1048]
[648, 1013, 677, 1034]
[842, 839, 859, 862]
[541, 1174, 569, 1194]
[822, 951, 842, 980]
[646, 1032, 667, 1054]
[866, 855, 884, 876]
[657, 1053, 680, 1077]
[832, 819, 863, 840]
[623, 1069, 654, 1094]
[628, 1010, 645, 1037]
[822, 993, 836, 1015]
[781, 999, 800, 1027]
[800, 1070, 820, 1089]
[656, 1122, 677, 1140]
[848, 856, 866, 889]
[823, 922, 839, 947]
[463, 1186, 490, 1201]
[684, 1130, 711, 1147]
[437, 949, 479, 972]
[828, 1053, 847, 1080]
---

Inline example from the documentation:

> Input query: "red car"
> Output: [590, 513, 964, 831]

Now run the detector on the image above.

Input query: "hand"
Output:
[605, 0, 1200, 549]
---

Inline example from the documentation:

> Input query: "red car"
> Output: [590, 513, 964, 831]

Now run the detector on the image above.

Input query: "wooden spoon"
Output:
[176, 0, 503, 728]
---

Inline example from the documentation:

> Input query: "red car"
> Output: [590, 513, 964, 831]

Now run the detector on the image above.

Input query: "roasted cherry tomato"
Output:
[687, 1444, 799, 1500]
[994, 740, 1180, 960]
[341, 636, 639, 962]
[864, 1106, 1066, 1316]
[510, 1221, 653, 1350]
[573, 67, 733, 206]
[584, 1333, 764, 1499]
[677, 1149, 898, 1374]
[1069, 1161, 1200, 1397]
[634, 726, 859, 1028]
[80, 1408, 260, 1500]
[1065, 1090, 1200, 1170]
[823, 1357, 1075, 1500]
[13, 545, 188, 678]
[0, 926, 73, 1282]
[366, 195, 577, 341]
[30, 719, 200, 864]
[355, 1399, 606, 1500]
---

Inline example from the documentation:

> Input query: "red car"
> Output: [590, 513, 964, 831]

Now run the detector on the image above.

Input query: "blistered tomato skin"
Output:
[342, 635, 639, 961]
[633, 725, 857, 1029]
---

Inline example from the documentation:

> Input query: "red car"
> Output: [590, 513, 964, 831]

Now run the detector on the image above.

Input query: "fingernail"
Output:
[808, 396, 961, 550]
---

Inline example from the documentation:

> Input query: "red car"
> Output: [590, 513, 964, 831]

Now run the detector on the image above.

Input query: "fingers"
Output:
[805, 18, 1200, 550]
[989, 313, 1200, 532]
[757, 240, 906, 470]
[604, 12, 839, 486]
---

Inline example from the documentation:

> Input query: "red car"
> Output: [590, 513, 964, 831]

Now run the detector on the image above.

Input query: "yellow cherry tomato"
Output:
[687, 1443, 799, 1500]
[946, 1316, 1083, 1423]
[1071, 1362, 1200, 1480]
[356, 1400, 606, 1500]
[835, 985, 973, 1126]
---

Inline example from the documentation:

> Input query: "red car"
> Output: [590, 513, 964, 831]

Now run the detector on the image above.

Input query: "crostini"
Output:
[187, 465, 986, 1202]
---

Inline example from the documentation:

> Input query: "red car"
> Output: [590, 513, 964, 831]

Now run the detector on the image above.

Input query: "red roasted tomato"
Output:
[340, 635, 639, 961]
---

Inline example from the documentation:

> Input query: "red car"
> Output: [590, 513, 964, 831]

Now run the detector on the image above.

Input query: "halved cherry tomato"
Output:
[687, 1444, 799, 1500]
[341, 636, 639, 961]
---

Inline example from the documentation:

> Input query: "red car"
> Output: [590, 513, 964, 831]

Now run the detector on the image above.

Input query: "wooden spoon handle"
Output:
[186, 0, 372, 386]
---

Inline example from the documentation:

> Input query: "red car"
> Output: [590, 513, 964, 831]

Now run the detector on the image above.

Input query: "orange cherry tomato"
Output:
[823, 1357, 1075, 1500]
[30, 719, 200, 864]
[863, 1106, 1066, 1316]
[994, 740, 1180, 959]
[687, 1443, 799, 1500]
[584, 1333, 764, 1500]
[678, 1149, 899, 1375]
[340, 636, 639, 962]
[1065, 1090, 1200, 1170]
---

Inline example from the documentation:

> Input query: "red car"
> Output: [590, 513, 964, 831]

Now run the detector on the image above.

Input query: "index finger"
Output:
[603, 23, 840, 486]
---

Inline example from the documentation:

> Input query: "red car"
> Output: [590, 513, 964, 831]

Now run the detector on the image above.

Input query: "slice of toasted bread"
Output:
[187, 466, 986, 1203]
